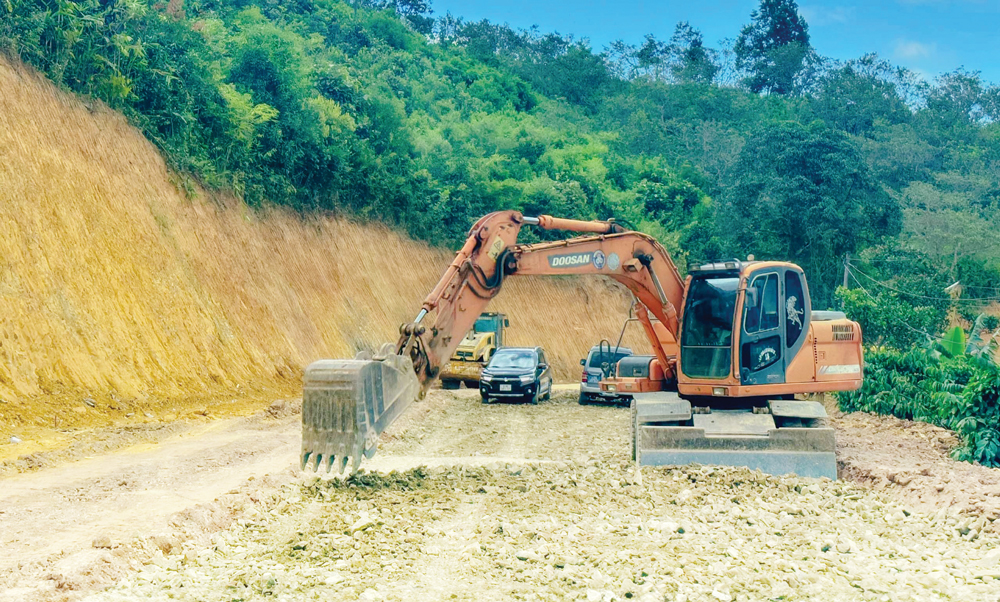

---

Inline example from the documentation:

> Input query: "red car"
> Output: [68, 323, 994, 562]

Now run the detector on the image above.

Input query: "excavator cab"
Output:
[679, 262, 809, 387]
[673, 260, 860, 398]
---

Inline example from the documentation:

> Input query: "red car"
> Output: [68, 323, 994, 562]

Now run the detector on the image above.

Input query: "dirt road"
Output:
[0, 405, 302, 602]
[2, 388, 999, 601]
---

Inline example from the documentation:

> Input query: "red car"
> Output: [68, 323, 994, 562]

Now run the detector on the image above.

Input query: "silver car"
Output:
[579, 345, 632, 404]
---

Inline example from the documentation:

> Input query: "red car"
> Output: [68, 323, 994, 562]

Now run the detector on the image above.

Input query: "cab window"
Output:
[744, 273, 778, 334]
[680, 276, 739, 379]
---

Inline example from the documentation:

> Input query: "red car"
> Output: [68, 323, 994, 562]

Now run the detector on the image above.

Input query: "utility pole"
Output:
[839, 253, 851, 310]
[842, 253, 850, 290]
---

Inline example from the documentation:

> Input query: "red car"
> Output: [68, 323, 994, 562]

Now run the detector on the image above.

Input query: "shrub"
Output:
[838, 347, 1000, 467]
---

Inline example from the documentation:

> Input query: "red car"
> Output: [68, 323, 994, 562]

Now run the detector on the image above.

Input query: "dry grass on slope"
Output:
[0, 58, 647, 460]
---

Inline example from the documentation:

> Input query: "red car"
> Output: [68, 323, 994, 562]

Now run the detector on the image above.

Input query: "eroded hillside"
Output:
[0, 58, 645, 455]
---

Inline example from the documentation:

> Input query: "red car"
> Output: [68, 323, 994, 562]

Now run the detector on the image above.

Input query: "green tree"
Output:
[810, 54, 911, 135]
[836, 243, 951, 349]
[900, 181, 1000, 274]
[636, 34, 670, 80]
[920, 69, 1000, 132]
[837, 288, 945, 350]
[734, 0, 811, 95]
[717, 122, 902, 305]
[668, 22, 718, 84]
[858, 123, 937, 187]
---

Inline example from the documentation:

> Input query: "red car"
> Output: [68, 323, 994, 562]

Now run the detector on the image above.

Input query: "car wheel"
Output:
[481, 394, 491, 404]
[542, 383, 551, 401]
[578, 393, 589, 405]
[529, 389, 540, 405]
[441, 380, 459, 390]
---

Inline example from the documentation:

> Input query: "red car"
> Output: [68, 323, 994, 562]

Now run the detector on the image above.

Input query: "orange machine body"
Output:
[395, 210, 862, 405]
[669, 261, 863, 400]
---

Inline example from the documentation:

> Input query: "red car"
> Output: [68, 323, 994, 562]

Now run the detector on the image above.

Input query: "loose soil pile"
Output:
[835, 410, 1000, 519]
[82, 390, 1000, 602]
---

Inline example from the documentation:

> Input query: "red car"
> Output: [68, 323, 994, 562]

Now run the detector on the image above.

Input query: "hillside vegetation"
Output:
[0, 58, 648, 451]
[3, 0, 999, 322]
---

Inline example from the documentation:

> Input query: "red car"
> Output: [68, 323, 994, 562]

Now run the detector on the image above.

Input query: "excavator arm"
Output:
[399, 210, 685, 391]
[301, 210, 686, 473]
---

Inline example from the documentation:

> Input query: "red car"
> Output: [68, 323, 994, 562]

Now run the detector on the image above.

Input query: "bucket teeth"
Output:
[300, 353, 419, 475]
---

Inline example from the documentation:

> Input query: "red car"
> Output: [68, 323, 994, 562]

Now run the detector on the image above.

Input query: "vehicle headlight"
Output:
[519, 374, 534, 384]
[480, 374, 492, 382]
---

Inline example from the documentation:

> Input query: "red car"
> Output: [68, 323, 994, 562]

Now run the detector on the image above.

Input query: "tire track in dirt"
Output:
[382, 499, 498, 601]
[0, 412, 301, 602]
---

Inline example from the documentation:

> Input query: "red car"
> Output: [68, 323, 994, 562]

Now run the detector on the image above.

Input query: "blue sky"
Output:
[428, 0, 1000, 83]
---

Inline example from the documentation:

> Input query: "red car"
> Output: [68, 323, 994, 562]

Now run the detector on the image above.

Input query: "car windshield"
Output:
[588, 349, 630, 368]
[489, 350, 536, 369]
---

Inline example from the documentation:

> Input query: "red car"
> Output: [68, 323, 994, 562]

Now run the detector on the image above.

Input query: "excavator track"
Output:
[631, 393, 837, 479]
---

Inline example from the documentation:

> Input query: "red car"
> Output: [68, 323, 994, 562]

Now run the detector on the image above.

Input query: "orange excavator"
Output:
[301, 211, 862, 478]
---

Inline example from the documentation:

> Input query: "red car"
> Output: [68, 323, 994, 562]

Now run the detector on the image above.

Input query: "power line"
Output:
[846, 257, 1000, 291]
[847, 263, 1000, 303]
[845, 258, 1000, 292]
[847, 271, 952, 343]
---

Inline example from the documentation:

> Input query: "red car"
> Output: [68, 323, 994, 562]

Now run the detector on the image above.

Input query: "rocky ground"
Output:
[2, 388, 999, 602]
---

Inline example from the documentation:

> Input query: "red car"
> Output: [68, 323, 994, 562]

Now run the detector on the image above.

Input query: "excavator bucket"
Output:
[301, 345, 420, 474]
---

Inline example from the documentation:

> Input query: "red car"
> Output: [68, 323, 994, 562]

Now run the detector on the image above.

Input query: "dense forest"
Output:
[2, 0, 1000, 325]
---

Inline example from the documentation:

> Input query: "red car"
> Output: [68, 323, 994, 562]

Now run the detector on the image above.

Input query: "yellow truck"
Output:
[439, 312, 508, 389]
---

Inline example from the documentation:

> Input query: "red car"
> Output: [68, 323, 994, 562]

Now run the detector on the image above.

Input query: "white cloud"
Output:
[894, 39, 936, 60]
[799, 5, 854, 26]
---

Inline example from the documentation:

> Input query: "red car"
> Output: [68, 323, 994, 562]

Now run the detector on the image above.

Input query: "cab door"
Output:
[739, 270, 785, 386]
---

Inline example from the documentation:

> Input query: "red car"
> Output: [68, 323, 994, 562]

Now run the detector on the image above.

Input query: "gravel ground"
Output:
[84, 390, 1000, 602]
